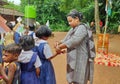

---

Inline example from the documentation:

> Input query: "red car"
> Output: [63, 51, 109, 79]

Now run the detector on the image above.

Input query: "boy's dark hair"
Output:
[29, 24, 35, 31]
[35, 25, 52, 38]
[19, 35, 35, 51]
[4, 43, 22, 55]
[67, 9, 83, 20]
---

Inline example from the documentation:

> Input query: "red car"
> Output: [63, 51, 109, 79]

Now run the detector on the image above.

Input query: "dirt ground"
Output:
[48, 32, 120, 84]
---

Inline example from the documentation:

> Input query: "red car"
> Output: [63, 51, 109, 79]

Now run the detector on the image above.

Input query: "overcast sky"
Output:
[8, 0, 21, 5]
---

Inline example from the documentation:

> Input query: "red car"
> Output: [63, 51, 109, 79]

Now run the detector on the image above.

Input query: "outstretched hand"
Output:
[54, 41, 66, 54]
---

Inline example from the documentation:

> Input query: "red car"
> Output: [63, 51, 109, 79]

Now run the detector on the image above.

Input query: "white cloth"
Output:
[28, 31, 37, 39]
[18, 50, 42, 68]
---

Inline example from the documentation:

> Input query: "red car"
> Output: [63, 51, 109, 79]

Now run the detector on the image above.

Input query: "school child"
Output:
[4, 22, 21, 46]
[0, 34, 4, 63]
[28, 24, 37, 39]
[0, 43, 22, 84]
[34, 25, 60, 84]
[0, 44, 2, 63]
[18, 35, 41, 84]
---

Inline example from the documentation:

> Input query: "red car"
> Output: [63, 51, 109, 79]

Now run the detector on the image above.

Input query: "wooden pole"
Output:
[102, 0, 109, 54]
[95, 0, 100, 34]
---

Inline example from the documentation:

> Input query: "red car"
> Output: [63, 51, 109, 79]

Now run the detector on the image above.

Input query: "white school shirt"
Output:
[18, 50, 42, 68]
[35, 39, 53, 59]
[28, 31, 37, 39]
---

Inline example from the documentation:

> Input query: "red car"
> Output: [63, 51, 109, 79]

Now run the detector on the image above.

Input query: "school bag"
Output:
[81, 23, 96, 61]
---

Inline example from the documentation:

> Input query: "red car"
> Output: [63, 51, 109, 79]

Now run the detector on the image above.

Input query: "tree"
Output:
[3, 0, 21, 12]
[95, 0, 100, 34]
[97, 0, 120, 34]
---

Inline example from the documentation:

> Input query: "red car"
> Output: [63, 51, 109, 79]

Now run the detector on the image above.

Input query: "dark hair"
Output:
[19, 35, 35, 51]
[4, 43, 22, 55]
[29, 24, 35, 31]
[35, 25, 52, 38]
[67, 9, 83, 20]
[6, 22, 14, 30]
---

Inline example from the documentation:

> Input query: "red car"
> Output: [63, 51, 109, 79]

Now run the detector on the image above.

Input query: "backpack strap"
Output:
[80, 23, 96, 59]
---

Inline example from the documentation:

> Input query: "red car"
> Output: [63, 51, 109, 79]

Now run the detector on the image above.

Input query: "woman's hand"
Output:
[54, 41, 59, 48]
[54, 41, 67, 54]
[54, 41, 61, 54]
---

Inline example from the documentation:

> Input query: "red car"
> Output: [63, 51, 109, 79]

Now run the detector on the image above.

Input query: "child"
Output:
[18, 35, 41, 84]
[4, 22, 21, 46]
[28, 24, 36, 38]
[34, 25, 59, 84]
[0, 43, 22, 84]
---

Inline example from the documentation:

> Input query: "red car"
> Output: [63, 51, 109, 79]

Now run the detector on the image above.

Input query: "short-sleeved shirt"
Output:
[28, 31, 37, 39]
[35, 39, 53, 59]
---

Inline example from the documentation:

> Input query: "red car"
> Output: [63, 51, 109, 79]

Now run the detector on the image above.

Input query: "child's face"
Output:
[2, 52, 15, 63]
[42, 36, 49, 40]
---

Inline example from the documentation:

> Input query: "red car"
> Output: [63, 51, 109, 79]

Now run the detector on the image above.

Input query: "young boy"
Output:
[0, 43, 22, 84]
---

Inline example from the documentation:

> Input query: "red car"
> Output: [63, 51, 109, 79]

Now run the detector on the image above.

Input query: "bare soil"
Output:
[48, 32, 120, 84]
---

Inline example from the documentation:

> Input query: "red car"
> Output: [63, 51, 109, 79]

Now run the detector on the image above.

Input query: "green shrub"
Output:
[50, 23, 70, 32]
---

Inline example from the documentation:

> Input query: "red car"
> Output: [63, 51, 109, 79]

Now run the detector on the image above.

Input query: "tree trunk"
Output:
[95, 0, 100, 34]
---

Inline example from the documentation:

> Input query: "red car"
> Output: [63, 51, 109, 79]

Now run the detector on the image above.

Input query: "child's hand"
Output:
[61, 50, 66, 54]
[0, 64, 2, 69]
[55, 47, 62, 54]
[36, 68, 40, 78]
[0, 64, 3, 73]
[56, 49, 66, 55]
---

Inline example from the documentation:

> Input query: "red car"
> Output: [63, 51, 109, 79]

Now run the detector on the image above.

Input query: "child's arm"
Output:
[0, 63, 16, 84]
[47, 52, 58, 60]
[0, 64, 6, 78]
[34, 56, 41, 77]
[44, 43, 65, 60]
[36, 67, 40, 77]
[7, 63, 16, 84]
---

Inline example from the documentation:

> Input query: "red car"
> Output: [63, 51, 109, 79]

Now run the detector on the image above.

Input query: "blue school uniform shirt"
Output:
[14, 32, 21, 44]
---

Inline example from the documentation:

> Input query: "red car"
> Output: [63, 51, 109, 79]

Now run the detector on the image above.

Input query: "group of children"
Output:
[0, 24, 62, 84]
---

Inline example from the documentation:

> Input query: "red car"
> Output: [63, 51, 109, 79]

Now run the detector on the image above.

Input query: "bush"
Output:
[50, 23, 70, 32]
[107, 23, 119, 34]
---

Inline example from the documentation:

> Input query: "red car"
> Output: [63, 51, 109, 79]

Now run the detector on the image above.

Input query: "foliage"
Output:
[3, 0, 21, 12]
[20, 0, 67, 29]
[108, 0, 120, 34]
[50, 23, 70, 32]
[35, 0, 66, 25]
[99, 0, 120, 34]
[80, 2, 95, 23]
[2, 0, 120, 33]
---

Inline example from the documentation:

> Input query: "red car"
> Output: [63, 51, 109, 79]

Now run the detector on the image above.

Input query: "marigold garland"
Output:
[95, 51, 120, 67]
